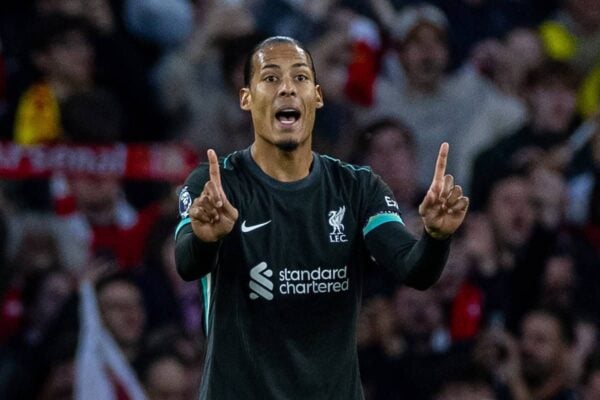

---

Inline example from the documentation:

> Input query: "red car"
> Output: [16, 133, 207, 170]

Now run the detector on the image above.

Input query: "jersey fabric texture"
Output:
[175, 148, 450, 400]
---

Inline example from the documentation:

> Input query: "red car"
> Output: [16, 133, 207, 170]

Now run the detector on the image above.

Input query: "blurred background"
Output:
[0, 0, 599, 399]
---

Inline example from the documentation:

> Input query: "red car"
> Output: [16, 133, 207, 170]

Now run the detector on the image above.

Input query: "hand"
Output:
[418, 143, 469, 239]
[189, 149, 239, 242]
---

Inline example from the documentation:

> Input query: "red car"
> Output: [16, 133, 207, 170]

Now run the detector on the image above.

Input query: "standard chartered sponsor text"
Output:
[279, 266, 349, 295]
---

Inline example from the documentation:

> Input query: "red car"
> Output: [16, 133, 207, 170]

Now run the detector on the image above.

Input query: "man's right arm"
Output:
[175, 224, 220, 281]
[174, 149, 239, 281]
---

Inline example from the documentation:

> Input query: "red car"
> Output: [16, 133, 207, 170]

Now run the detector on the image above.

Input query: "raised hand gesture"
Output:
[418, 143, 469, 239]
[189, 149, 239, 242]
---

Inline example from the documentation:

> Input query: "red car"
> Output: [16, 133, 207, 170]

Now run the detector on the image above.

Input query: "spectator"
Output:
[96, 273, 146, 362]
[433, 362, 497, 400]
[252, 0, 341, 45]
[142, 326, 205, 399]
[136, 348, 189, 400]
[153, 2, 259, 154]
[433, 0, 556, 69]
[75, 268, 146, 400]
[539, 0, 600, 118]
[462, 171, 536, 328]
[470, 27, 546, 98]
[539, 0, 600, 75]
[350, 118, 422, 223]
[492, 308, 579, 400]
[137, 215, 202, 336]
[470, 60, 581, 209]
[13, 14, 97, 144]
[33, 0, 167, 141]
[0, 214, 65, 343]
[363, 2, 526, 188]
[369, 286, 455, 399]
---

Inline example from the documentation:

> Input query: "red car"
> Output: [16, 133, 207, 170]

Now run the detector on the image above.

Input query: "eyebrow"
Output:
[260, 63, 311, 71]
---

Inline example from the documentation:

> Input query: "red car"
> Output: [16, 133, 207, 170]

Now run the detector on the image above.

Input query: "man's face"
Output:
[240, 42, 323, 152]
[529, 81, 577, 134]
[520, 312, 568, 385]
[365, 127, 416, 199]
[145, 358, 189, 400]
[399, 25, 448, 91]
[98, 281, 145, 347]
[38, 31, 95, 86]
[394, 287, 442, 337]
[487, 177, 534, 250]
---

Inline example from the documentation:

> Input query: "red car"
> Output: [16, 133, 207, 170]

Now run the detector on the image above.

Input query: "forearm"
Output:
[175, 228, 220, 281]
[365, 223, 451, 290]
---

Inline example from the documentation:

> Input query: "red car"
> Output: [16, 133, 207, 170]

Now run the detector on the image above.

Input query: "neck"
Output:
[251, 140, 313, 182]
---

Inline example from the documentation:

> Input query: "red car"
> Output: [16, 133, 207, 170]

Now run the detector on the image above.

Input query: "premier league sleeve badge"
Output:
[179, 186, 192, 218]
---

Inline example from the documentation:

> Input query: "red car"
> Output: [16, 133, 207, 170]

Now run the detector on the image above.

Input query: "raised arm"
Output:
[175, 149, 239, 281]
[364, 143, 469, 289]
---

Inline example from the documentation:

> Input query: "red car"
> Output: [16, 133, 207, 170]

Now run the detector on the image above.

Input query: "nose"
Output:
[278, 76, 296, 97]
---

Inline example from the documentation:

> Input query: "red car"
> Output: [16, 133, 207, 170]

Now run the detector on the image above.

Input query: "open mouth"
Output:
[275, 108, 301, 126]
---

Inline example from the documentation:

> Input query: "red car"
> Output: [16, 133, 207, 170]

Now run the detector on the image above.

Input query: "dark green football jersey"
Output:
[175, 148, 450, 400]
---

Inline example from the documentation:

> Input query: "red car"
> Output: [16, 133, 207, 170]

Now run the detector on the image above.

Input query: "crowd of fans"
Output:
[0, 0, 599, 399]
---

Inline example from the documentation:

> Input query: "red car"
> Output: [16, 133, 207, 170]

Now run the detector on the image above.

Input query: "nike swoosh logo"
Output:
[241, 220, 271, 233]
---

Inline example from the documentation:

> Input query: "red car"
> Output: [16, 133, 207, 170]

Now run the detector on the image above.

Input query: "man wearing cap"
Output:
[364, 2, 526, 192]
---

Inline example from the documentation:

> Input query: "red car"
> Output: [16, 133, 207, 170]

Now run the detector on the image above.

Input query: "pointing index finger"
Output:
[207, 149, 222, 189]
[433, 142, 449, 183]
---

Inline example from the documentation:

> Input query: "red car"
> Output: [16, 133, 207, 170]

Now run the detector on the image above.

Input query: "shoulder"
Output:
[317, 154, 373, 180]
[183, 150, 243, 190]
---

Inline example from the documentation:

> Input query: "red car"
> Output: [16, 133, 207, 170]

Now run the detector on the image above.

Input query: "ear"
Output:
[315, 85, 324, 109]
[240, 87, 252, 111]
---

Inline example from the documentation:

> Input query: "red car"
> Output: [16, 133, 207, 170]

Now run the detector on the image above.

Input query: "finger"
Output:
[189, 198, 213, 223]
[441, 174, 454, 199]
[204, 180, 222, 208]
[444, 184, 463, 207]
[418, 189, 437, 216]
[218, 186, 238, 216]
[448, 196, 469, 213]
[190, 205, 213, 224]
[199, 194, 220, 221]
[431, 142, 449, 193]
[207, 149, 222, 189]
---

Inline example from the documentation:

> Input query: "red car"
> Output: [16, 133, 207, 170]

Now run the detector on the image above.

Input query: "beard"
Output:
[275, 139, 300, 152]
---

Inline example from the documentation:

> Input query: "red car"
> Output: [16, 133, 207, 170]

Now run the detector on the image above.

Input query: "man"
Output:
[495, 308, 580, 400]
[174, 36, 469, 399]
[365, 2, 526, 189]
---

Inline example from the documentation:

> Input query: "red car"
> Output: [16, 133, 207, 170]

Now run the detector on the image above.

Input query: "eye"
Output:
[264, 75, 278, 82]
[296, 74, 309, 82]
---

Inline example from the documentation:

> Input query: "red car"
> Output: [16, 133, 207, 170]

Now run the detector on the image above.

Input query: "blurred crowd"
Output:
[0, 0, 599, 399]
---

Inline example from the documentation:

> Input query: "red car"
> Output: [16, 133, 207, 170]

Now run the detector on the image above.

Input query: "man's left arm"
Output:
[363, 143, 469, 289]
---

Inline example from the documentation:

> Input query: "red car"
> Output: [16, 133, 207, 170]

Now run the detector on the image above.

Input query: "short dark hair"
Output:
[95, 271, 138, 295]
[525, 60, 580, 91]
[350, 117, 415, 164]
[243, 36, 317, 87]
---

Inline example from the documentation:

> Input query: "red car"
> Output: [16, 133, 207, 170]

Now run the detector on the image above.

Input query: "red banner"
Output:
[0, 141, 198, 181]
